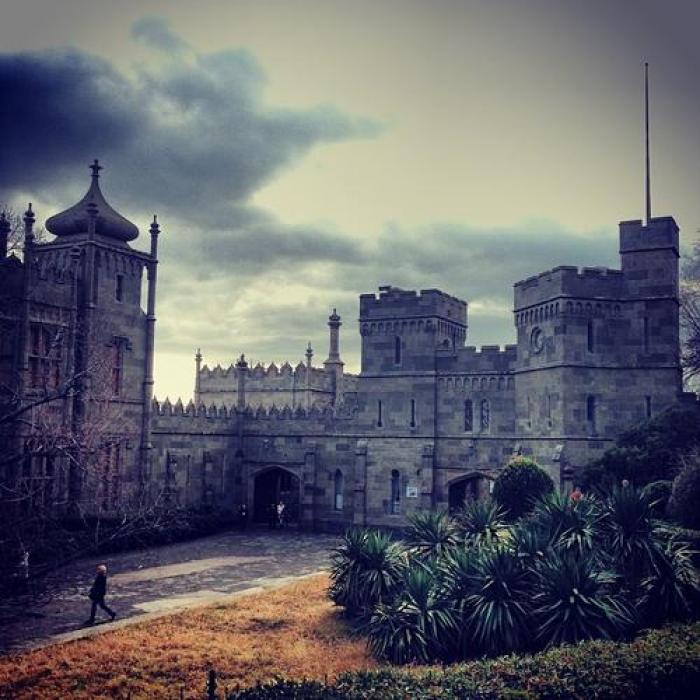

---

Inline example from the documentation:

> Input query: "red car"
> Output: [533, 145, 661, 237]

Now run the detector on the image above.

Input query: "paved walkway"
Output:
[0, 528, 337, 654]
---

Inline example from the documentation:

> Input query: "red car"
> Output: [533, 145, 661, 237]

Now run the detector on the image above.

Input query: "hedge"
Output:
[227, 623, 700, 699]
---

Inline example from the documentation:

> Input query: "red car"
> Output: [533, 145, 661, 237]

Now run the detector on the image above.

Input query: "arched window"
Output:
[464, 399, 473, 432]
[586, 395, 596, 431]
[334, 469, 344, 511]
[394, 336, 402, 365]
[390, 469, 401, 514]
[480, 399, 490, 432]
[587, 319, 594, 353]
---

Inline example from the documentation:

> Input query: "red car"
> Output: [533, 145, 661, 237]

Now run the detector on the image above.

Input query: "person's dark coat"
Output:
[89, 572, 107, 601]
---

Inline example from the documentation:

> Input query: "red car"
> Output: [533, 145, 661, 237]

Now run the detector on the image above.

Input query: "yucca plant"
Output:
[509, 517, 550, 566]
[463, 544, 533, 655]
[329, 528, 405, 618]
[603, 485, 660, 590]
[454, 498, 509, 547]
[639, 536, 700, 625]
[404, 510, 458, 564]
[532, 549, 635, 647]
[531, 490, 603, 556]
[366, 565, 457, 664]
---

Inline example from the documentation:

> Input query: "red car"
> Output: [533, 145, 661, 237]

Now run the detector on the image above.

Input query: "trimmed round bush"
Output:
[668, 462, 700, 529]
[643, 480, 673, 518]
[492, 457, 554, 520]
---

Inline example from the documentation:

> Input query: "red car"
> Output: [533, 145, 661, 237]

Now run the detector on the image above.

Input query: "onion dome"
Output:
[46, 160, 139, 242]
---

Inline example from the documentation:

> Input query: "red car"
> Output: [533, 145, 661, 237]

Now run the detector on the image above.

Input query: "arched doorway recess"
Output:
[252, 467, 301, 524]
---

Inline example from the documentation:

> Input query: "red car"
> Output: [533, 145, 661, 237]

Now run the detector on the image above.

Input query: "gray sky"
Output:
[1, 0, 698, 400]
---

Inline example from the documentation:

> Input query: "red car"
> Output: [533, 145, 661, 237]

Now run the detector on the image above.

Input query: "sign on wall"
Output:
[406, 485, 419, 498]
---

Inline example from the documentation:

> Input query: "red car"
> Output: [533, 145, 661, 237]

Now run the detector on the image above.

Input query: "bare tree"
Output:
[681, 231, 700, 388]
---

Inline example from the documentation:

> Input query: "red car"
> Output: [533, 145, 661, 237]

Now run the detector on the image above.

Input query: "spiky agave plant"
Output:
[404, 509, 458, 564]
[367, 565, 457, 664]
[639, 535, 700, 625]
[603, 485, 660, 590]
[454, 498, 509, 547]
[329, 528, 405, 618]
[532, 549, 635, 648]
[530, 490, 603, 556]
[463, 544, 533, 656]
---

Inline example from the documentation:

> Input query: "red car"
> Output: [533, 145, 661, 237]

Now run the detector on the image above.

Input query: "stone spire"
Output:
[235, 353, 249, 411]
[324, 308, 344, 405]
[194, 348, 203, 404]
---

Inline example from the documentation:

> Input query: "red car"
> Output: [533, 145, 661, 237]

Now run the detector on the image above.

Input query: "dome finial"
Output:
[90, 159, 102, 180]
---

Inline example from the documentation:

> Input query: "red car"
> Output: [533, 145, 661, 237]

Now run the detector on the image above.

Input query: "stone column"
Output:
[323, 309, 344, 405]
[420, 443, 435, 511]
[305, 342, 313, 410]
[194, 348, 202, 404]
[301, 444, 317, 530]
[235, 354, 248, 411]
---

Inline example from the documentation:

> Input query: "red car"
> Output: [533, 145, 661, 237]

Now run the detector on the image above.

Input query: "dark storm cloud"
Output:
[0, 19, 381, 244]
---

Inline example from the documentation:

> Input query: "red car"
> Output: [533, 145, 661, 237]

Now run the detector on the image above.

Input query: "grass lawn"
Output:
[0, 574, 377, 699]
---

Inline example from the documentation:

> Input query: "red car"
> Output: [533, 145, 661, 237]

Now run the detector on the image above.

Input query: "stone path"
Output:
[0, 528, 337, 654]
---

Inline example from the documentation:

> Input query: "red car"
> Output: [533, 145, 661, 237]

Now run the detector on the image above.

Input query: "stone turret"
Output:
[0, 211, 10, 258]
[324, 309, 344, 405]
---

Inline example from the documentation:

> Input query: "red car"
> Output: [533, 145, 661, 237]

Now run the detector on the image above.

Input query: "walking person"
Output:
[276, 500, 286, 529]
[85, 564, 116, 625]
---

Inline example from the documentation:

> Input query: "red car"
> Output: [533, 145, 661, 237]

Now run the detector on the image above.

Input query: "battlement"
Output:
[359, 286, 467, 326]
[437, 343, 517, 373]
[514, 265, 624, 310]
[619, 216, 679, 256]
[151, 396, 356, 424]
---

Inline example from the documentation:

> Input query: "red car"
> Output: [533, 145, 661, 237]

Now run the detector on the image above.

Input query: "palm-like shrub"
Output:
[531, 490, 603, 555]
[367, 566, 457, 664]
[604, 485, 659, 589]
[642, 479, 673, 518]
[464, 545, 533, 655]
[639, 536, 700, 625]
[454, 498, 508, 547]
[329, 528, 405, 617]
[532, 550, 635, 647]
[404, 510, 458, 563]
[492, 457, 554, 520]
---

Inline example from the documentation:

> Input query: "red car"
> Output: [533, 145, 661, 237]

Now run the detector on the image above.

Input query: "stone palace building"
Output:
[0, 162, 689, 530]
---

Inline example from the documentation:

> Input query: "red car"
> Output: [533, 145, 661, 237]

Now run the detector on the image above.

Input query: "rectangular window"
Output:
[464, 399, 473, 432]
[643, 316, 650, 353]
[111, 339, 125, 396]
[586, 395, 596, 432]
[546, 393, 553, 427]
[116, 274, 124, 302]
[28, 323, 61, 388]
[377, 399, 383, 427]
[394, 336, 401, 365]
[409, 398, 416, 428]
[645, 395, 652, 419]
[587, 319, 594, 353]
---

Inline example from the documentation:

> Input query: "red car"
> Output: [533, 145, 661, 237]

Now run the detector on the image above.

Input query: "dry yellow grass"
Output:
[0, 574, 377, 699]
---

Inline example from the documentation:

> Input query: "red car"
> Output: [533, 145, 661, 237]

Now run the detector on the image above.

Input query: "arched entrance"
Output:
[253, 467, 301, 524]
[448, 472, 493, 513]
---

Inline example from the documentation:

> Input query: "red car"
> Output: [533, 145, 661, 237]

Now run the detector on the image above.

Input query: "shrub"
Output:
[580, 403, 700, 489]
[404, 510, 458, 563]
[643, 479, 673, 518]
[668, 460, 700, 529]
[492, 457, 554, 520]
[227, 624, 700, 700]
[329, 529, 405, 618]
[453, 498, 508, 546]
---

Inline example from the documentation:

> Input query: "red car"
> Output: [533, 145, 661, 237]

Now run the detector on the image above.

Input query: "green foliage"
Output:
[668, 460, 700, 529]
[404, 510, 458, 563]
[492, 457, 554, 520]
[643, 479, 673, 517]
[581, 403, 700, 489]
[228, 624, 700, 700]
[532, 549, 635, 647]
[329, 529, 405, 618]
[453, 498, 508, 546]
[463, 545, 532, 655]
[530, 489, 603, 555]
[367, 566, 457, 664]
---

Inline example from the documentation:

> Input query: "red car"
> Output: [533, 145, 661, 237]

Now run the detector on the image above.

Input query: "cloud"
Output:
[131, 16, 190, 55]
